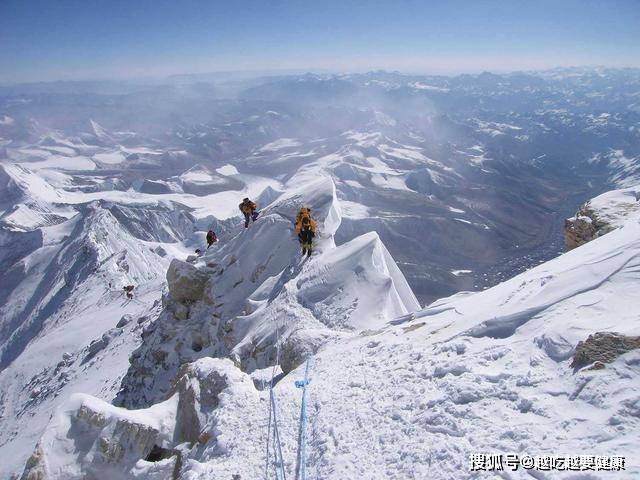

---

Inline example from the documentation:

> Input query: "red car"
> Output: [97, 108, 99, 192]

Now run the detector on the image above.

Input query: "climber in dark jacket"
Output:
[206, 230, 217, 248]
[123, 285, 134, 299]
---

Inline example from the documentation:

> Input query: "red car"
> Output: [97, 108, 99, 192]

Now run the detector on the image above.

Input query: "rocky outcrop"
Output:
[171, 358, 252, 444]
[564, 186, 640, 250]
[22, 359, 257, 480]
[20, 393, 178, 480]
[20, 444, 46, 480]
[280, 328, 341, 374]
[166, 259, 210, 303]
[81, 328, 122, 364]
[114, 299, 223, 408]
[571, 332, 640, 370]
[74, 404, 160, 463]
[563, 206, 613, 250]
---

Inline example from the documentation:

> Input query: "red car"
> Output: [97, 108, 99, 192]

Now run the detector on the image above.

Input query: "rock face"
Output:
[20, 393, 177, 480]
[166, 259, 209, 303]
[171, 358, 251, 444]
[280, 328, 342, 374]
[20, 444, 46, 480]
[74, 404, 160, 463]
[21, 359, 257, 480]
[564, 186, 640, 250]
[114, 299, 223, 409]
[571, 332, 640, 370]
[564, 206, 613, 250]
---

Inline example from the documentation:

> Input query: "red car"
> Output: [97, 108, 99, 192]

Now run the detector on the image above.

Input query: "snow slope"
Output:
[587, 185, 640, 229]
[115, 177, 419, 409]
[0, 199, 187, 478]
[3, 69, 640, 478]
[0, 165, 202, 478]
[22, 186, 640, 479]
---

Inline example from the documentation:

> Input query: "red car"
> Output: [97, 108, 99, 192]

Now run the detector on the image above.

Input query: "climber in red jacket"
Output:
[206, 230, 218, 248]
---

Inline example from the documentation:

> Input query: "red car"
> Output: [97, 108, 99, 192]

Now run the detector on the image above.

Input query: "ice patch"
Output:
[259, 138, 301, 151]
[216, 164, 239, 176]
[409, 82, 450, 92]
[340, 200, 370, 219]
[94, 151, 125, 164]
[451, 270, 472, 276]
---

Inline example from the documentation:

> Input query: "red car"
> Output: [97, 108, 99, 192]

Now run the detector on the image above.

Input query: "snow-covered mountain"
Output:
[3, 68, 639, 301]
[19, 183, 640, 480]
[1, 68, 639, 478]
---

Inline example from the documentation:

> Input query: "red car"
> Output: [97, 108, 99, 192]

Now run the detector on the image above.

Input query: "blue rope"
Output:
[295, 356, 312, 480]
[265, 347, 313, 480]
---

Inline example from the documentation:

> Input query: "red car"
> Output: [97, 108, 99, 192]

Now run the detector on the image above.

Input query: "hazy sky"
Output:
[1, 0, 639, 83]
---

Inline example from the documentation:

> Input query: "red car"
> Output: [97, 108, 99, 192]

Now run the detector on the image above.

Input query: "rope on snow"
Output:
[295, 356, 311, 480]
[265, 322, 287, 480]
[264, 327, 313, 480]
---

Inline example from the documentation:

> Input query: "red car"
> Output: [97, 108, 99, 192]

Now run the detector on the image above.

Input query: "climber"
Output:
[295, 207, 317, 257]
[123, 285, 134, 299]
[239, 197, 259, 228]
[295, 207, 316, 234]
[206, 229, 218, 248]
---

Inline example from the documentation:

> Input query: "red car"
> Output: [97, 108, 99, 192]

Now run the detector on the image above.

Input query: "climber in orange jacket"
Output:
[239, 198, 259, 228]
[295, 207, 317, 257]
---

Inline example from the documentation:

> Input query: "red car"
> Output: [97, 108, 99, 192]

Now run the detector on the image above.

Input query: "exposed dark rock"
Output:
[564, 205, 614, 251]
[571, 332, 640, 370]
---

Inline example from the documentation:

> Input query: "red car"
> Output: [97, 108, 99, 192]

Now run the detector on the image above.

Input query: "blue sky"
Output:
[1, 0, 639, 83]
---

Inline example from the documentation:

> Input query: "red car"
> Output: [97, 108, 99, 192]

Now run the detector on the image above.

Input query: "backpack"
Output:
[295, 207, 316, 234]
[240, 200, 256, 214]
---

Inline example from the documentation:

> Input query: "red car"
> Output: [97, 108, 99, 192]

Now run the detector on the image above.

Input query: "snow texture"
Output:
[19, 183, 640, 479]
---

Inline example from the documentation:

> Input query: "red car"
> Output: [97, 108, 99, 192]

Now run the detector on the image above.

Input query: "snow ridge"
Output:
[115, 177, 418, 410]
